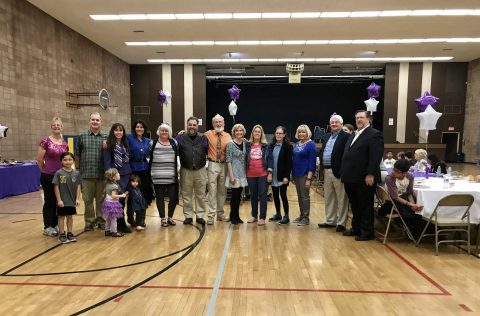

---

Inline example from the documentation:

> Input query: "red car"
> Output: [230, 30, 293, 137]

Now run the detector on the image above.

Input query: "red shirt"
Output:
[247, 144, 267, 177]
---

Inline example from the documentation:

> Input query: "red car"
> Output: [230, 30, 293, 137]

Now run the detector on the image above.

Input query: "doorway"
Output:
[441, 132, 460, 162]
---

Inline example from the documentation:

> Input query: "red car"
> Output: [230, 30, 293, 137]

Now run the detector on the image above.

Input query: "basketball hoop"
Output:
[286, 63, 304, 84]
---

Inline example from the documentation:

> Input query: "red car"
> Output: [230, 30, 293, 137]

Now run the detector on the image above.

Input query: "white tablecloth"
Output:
[414, 177, 480, 224]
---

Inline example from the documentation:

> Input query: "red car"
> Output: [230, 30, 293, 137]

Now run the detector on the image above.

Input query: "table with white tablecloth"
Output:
[414, 177, 480, 224]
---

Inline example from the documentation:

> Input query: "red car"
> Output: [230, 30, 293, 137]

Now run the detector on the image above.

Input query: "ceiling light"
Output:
[261, 12, 292, 18]
[291, 12, 321, 18]
[283, 40, 306, 45]
[118, 14, 147, 20]
[329, 40, 353, 44]
[410, 10, 442, 16]
[349, 11, 381, 17]
[315, 58, 335, 62]
[320, 12, 350, 18]
[423, 38, 448, 42]
[202, 59, 222, 63]
[238, 41, 261, 45]
[260, 41, 283, 45]
[439, 9, 475, 16]
[90, 15, 120, 20]
[233, 13, 262, 19]
[125, 42, 148, 46]
[379, 10, 412, 17]
[184, 59, 203, 63]
[148, 41, 170, 45]
[170, 41, 193, 46]
[375, 39, 399, 44]
[204, 13, 233, 19]
[306, 40, 329, 45]
[446, 38, 472, 42]
[215, 41, 238, 45]
[192, 41, 215, 45]
[397, 39, 423, 43]
[277, 58, 297, 62]
[352, 40, 377, 44]
[147, 14, 176, 19]
[174, 13, 204, 19]
[432, 57, 454, 60]
[258, 58, 278, 62]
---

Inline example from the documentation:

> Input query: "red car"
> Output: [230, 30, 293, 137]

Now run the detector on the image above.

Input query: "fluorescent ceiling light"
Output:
[329, 40, 353, 44]
[260, 41, 283, 45]
[215, 41, 238, 45]
[283, 40, 306, 45]
[379, 10, 412, 17]
[410, 10, 442, 16]
[397, 39, 423, 43]
[148, 41, 170, 46]
[118, 14, 147, 20]
[147, 14, 176, 20]
[233, 13, 262, 19]
[238, 41, 261, 45]
[439, 9, 475, 16]
[90, 15, 120, 20]
[349, 11, 381, 17]
[261, 12, 292, 18]
[320, 12, 350, 18]
[192, 41, 215, 45]
[204, 13, 232, 19]
[170, 41, 193, 46]
[375, 39, 399, 44]
[423, 38, 448, 42]
[306, 40, 329, 44]
[291, 12, 321, 18]
[352, 40, 377, 44]
[146, 57, 454, 63]
[174, 13, 204, 19]
[125, 41, 148, 46]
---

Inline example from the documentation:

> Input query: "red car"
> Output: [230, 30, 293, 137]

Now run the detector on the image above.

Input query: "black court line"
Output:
[11, 219, 37, 223]
[71, 223, 206, 315]
[2, 225, 201, 276]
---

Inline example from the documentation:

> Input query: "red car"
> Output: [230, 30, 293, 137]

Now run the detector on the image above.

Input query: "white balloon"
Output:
[228, 100, 238, 116]
[164, 90, 172, 105]
[0, 124, 8, 138]
[416, 105, 442, 131]
[364, 97, 379, 112]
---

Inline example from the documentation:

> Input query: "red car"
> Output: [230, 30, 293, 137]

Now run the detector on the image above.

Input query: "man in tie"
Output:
[204, 114, 232, 225]
[341, 110, 384, 241]
[317, 114, 350, 232]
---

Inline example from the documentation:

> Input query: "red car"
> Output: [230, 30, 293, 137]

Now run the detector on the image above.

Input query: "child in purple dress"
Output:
[102, 168, 128, 237]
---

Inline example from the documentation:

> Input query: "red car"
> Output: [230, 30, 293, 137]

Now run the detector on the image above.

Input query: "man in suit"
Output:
[318, 114, 350, 232]
[341, 110, 384, 241]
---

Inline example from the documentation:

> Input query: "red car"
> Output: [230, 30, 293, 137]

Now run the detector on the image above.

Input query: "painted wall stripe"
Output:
[396, 62, 410, 143]
[162, 64, 172, 125]
[184, 64, 194, 124]
[419, 62, 433, 143]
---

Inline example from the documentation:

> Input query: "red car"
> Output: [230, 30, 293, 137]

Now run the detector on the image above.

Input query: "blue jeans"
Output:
[247, 176, 268, 220]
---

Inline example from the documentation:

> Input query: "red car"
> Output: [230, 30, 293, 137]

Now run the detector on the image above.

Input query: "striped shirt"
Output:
[151, 142, 176, 184]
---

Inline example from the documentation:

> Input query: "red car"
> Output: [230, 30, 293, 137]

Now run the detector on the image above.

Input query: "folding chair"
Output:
[375, 185, 416, 244]
[416, 194, 474, 256]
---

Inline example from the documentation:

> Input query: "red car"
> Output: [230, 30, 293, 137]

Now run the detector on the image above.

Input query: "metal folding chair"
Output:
[375, 185, 416, 244]
[416, 194, 474, 256]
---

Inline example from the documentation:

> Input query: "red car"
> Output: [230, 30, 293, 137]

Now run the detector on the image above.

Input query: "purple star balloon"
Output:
[367, 82, 381, 99]
[157, 90, 167, 104]
[415, 91, 439, 113]
[228, 85, 241, 101]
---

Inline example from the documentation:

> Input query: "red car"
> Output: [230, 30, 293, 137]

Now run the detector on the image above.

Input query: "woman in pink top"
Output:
[36, 117, 69, 237]
[246, 125, 270, 225]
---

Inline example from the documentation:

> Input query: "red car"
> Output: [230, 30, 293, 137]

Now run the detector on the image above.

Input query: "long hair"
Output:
[270, 126, 290, 146]
[106, 123, 130, 153]
[249, 124, 267, 144]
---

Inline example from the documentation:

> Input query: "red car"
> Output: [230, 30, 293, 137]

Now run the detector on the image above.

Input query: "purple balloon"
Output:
[228, 85, 241, 101]
[158, 90, 166, 104]
[367, 82, 381, 99]
[415, 91, 439, 112]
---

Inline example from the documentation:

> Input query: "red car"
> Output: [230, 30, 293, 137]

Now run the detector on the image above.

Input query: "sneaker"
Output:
[207, 217, 215, 225]
[247, 217, 258, 223]
[43, 227, 53, 236]
[167, 218, 176, 226]
[184, 218, 193, 225]
[196, 218, 206, 225]
[66, 232, 77, 242]
[297, 218, 310, 226]
[278, 216, 290, 225]
[269, 214, 282, 222]
[53, 226, 59, 234]
[217, 215, 230, 222]
[136, 225, 145, 231]
[58, 233, 69, 244]
[258, 219, 266, 226]
[292, 216, 303, 223]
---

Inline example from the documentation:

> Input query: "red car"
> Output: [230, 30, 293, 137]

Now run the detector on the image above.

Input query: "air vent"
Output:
[134, 106, 150, 115]
[443, 104, 462, 114]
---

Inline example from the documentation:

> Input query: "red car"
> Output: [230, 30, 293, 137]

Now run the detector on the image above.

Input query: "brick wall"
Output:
[0, 0, 130, 160]
[464, 59, 480, 163]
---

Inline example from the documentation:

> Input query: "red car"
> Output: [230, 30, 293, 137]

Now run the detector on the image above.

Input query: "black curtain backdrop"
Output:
[206, 79, 384, 140]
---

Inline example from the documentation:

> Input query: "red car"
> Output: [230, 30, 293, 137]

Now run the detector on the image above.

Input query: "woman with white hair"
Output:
[150, 123, 179, 227]
[292, 124, 317, 226]
[413, 148, 430, 173]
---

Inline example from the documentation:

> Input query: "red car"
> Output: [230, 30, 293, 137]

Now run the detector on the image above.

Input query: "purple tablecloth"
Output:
[0, 163, 41, 199]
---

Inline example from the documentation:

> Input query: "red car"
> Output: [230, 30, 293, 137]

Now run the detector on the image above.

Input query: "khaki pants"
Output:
[207, 162, 227, 219]
[323, 169, 349, 226]
[180, 167, 207, 219]
[81, 178, 105, 227]
[293, 175, 310, 219]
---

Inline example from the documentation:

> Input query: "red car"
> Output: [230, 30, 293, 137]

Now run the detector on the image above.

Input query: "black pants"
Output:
[40, 173, 57, 229]
[344, 182, 375, 237]
[134, 209, 146, 226]
[133, 169, 153, 205]
[230, 187, 243, 221]
[272, 184, 289, 217]
[154, 184, 176, 218]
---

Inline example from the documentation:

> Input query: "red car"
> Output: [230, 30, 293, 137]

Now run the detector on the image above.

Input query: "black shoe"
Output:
[355, 235, 374, 241]
[196, 218, 205, 225]
[105, 231, 111, 237]
[336, 225, 346, 232]
[342, 229, 358, 236]
[278, 216, 290, 225]
[122, 226, 132, 234]
[184, 218, 193, 225]
[269, 214, 282, 222]
[237, 218, 244, 224]
[84, 225, 95, 231]
[318, 223, 336, 228]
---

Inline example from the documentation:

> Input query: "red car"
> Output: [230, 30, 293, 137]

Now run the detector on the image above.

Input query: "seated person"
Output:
[378, 159, 428, 238]
[427, 153, 447, 174]
[404, 151, 415, 166]
[396, 151, 406, 160]
[412, 148, 430, 172]
[383, 151, 396, 168]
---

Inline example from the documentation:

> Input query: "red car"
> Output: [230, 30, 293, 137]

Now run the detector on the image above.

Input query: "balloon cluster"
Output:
[415, 91, 439, 113]
[157, 90, 172, 106]
[228, 85, 241, 119]
[364, 82, 381, 112]
[415, 91, 442, 131]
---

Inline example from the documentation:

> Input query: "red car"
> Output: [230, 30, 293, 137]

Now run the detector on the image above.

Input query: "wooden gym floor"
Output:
[0, 163, 479, 315]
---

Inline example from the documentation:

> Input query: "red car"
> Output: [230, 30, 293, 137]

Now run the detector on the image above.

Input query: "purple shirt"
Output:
[39, 137, 69, 175]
